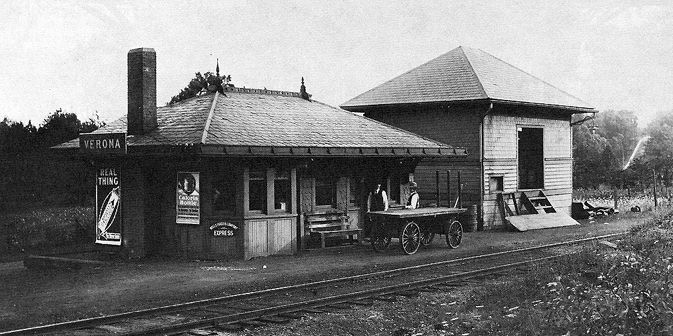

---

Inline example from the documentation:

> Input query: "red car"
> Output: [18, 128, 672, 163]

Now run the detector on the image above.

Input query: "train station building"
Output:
[341, 46, 597, 230]
[55, 48, 467, 260]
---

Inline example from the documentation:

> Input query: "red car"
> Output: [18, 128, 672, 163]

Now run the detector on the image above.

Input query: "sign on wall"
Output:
[176, 172, 200, 224]
[210, 222, 238, 237]
[96, 167, 122, 245]
[80, 133, 127, 154]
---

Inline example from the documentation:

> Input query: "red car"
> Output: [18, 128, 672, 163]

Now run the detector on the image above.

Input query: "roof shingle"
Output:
[341, 46, 594, 111]
[57, 88, 466, 157]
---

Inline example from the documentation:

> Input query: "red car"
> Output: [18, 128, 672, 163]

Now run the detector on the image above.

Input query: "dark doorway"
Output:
[518, 127, 543, 189]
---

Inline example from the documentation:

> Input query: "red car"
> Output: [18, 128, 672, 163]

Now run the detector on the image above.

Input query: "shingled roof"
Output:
[57, 87, 466, 157]
[341, 46, 595, 112]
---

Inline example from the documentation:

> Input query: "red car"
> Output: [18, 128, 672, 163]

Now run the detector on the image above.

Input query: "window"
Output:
[518, 127, 544, 189]
[249, 170, 266, 212]
[213, 178, 237, 214]
[274, 170, 291, 212]
[489, 176, 503, 193]
[315, 177, 336, 207]
[349, 177, 361, 208]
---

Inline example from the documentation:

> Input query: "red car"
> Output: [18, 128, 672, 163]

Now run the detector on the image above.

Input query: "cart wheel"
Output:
[399, 221, 421, 255]
[371, 236, 392, 252]
[420, 228, 435, 247]
[445, 220, 463, 249]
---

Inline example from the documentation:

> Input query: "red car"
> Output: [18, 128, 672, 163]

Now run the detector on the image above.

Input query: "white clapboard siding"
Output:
[481, 113, 572, 229]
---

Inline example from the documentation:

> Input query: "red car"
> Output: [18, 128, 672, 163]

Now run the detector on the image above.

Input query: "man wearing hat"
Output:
[406, 182, 420, 209]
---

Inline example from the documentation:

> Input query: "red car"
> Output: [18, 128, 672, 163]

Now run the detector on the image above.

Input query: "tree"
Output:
[0, 118, 37, 153]
[80, 111, 106, 134]
[643, 110, 673, 187]
[573, 123, 610, 188]
[594, 110, 640, 169]
[168, 71, 232, 105]
[33, 108, 106, 148]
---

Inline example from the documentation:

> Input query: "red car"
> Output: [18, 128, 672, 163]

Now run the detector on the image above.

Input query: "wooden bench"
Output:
[305, 211, 362, 248]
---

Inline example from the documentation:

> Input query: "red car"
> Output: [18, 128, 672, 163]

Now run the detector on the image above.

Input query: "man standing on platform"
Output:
[367, 182, 389, 213]
[406, 182, 420, 209]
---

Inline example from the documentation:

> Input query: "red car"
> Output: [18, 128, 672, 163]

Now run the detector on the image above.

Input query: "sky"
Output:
[1, 1, 672, 127]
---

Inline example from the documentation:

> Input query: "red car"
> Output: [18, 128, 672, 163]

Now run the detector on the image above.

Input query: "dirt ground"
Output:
[0, 211, 655, 332]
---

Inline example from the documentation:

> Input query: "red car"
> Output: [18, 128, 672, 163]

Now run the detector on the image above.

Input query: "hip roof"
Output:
[341, 46, 595, 112]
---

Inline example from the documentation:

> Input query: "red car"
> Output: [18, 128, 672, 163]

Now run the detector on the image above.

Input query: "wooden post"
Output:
[446, 170, 451, 208]
[652, 170, 657, 208]
[613, 189, 618, 211]
[436, 170, 440, 207]
[458, 170, 462, 208]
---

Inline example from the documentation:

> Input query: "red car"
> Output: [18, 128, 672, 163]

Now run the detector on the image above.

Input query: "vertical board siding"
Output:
[245, 218, 296, 259]
[415, 161, 481, 206]
[367, 106, 482, 156]
[247, 220, 268, 258]
[121, 163, 146, 258]
[272, 218, 294, 255]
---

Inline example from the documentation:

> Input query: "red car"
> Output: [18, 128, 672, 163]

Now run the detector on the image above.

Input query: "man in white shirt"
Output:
[406, 182, 420, 209]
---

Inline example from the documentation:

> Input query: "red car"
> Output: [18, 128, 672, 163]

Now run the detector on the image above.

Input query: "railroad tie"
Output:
[277, 311, 306, 319]
[397, 290, 419, 297]
[417, 287, 437, 292]
[374, 295, 397, 302]
[302, 307, 328, 314]
[212, 323, 244, 332]
[326, 303, 353, 310]
[239, 319, 268, 327]
[349, 299, 374, 306]
[188, 328, 218, 335]
[257, 315, 292, 324]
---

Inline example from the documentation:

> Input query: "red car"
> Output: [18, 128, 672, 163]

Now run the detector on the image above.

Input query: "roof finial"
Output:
[216, 58, 220, 77]
[300, 77, 310, 101]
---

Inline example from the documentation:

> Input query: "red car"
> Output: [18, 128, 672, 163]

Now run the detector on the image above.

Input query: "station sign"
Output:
[80, 132, 127, 154]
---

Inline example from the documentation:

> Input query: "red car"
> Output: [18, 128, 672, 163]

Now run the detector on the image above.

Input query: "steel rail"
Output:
[134, 254, 570, 336]
[0, 232, 625, 336]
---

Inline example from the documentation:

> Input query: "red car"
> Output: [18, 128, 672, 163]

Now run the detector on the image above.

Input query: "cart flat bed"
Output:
[368, 207, 466, 219]
[367, 207, 467, 254]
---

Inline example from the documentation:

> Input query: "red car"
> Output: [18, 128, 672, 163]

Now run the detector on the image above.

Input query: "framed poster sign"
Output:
[96, 167, 122, 245]
[176, 172, 200, 224]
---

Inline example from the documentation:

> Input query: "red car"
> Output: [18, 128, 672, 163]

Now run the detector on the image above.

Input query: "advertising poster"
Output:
[95, 167, 122, 245]
[176, 172, 200, 224]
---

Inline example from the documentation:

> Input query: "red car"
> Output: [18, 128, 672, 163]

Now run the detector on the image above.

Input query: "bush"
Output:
[463, 210, 673, 335]
[2, 206, 95, 253]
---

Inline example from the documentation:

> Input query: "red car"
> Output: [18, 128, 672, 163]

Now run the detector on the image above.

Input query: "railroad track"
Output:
[2, 233, 624, 336]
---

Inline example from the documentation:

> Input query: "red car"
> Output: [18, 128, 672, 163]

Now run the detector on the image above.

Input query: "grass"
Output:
[240, 207, 673, 336]
[574, 188, 671, 213]
[0, 206, 95, 260]
[437, 208, 673, 335]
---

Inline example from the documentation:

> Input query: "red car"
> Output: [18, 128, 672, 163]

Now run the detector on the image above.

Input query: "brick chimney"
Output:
[127, 48, 157, 135]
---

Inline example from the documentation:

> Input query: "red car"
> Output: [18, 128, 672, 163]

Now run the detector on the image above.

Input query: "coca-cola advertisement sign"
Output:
[95, 167, 122, 245]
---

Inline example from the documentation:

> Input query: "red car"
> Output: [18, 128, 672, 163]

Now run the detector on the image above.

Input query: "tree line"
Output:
[573, 109, 673, 190]
[1, 109, 105, 154]
[0, 109, 105, 209]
